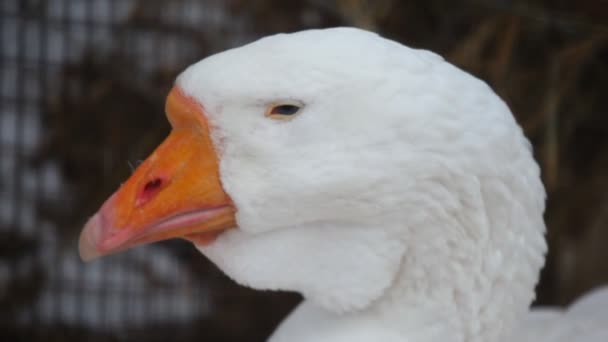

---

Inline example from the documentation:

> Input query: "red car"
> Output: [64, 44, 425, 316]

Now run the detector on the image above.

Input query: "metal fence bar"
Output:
[11, 1, 25, 330]
[32, 2, 47, 338]
[55, 0, 71, 333]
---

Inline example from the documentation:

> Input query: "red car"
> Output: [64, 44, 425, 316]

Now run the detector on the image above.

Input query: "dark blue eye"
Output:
[271, 104, 300, 115]
[266, 102, 303, 120]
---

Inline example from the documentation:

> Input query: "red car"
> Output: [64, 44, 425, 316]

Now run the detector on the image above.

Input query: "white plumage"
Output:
[100, 27, 608, 341]
[173, 27, 608, 342]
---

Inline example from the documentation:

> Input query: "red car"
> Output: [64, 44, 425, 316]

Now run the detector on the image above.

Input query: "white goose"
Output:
[78, 28, 608, 342]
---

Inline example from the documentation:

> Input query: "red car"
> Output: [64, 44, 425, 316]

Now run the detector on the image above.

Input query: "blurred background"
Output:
[0, 0, 607, 341]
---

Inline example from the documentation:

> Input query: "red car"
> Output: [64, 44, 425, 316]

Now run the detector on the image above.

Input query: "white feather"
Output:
[173, 27, 606, 341]
[517, 286, 608, 342]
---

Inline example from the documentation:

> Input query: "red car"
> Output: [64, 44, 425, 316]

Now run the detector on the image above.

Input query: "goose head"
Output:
[79, 28, 546, 340]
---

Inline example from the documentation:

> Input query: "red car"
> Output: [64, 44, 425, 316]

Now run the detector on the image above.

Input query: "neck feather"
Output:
[357, 176, 546, 341]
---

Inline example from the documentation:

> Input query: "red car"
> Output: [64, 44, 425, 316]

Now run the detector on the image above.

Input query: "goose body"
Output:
[78, 28, 608, 341]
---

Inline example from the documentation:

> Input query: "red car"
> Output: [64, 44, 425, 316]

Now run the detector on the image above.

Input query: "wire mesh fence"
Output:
[1, 0, 607, 341]
[0, 0, 299, 341]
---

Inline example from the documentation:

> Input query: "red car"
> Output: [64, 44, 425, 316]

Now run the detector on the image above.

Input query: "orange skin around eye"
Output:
[78, 87, 236, 261]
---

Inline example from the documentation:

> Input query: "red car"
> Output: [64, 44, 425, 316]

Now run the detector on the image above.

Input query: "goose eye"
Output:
[266, 102, 302, 120]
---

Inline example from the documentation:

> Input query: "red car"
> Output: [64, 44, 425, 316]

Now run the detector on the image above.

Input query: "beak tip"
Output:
[78, 214, 102, 262]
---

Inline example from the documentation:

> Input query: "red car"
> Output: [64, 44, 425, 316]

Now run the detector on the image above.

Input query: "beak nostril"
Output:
[136, 177, 165, 207]
[144, 178, 163, 193]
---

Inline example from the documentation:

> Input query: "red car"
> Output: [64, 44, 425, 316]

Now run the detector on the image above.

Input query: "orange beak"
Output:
[79, 87, 236, 261]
